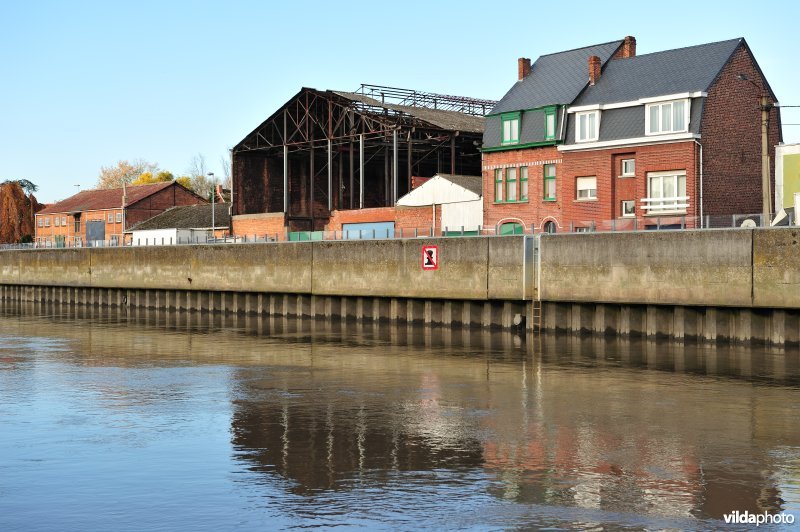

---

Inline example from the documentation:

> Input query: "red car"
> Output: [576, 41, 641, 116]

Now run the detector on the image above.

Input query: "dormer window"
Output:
[646, 99, 689, 135]
[575, 110, 599, 142]
[501, 112, 520, 145]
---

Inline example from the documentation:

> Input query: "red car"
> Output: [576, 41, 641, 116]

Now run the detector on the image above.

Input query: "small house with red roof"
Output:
[35, 181, 206, 247]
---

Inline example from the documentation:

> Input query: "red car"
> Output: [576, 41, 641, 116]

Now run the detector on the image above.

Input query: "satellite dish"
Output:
[740, 219, 757, 228]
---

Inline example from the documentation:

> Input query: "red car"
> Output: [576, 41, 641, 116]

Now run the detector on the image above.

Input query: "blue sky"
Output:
[1, 0, 798, 203]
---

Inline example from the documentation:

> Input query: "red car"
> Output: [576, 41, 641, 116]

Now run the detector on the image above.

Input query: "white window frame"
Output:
[108, 213, 114, 223]
[575, 111, 600, 143]
[644, 171, 688, 214]
[37, 217, 43, 227]
[44, 217, 50, 227]
[576, 176, 597, 200]
[116, 212, 123, 223]
[645, 99, 689, 136]
[621, 200, 636, 217]
[621, 159, 635, 177]
[62, 216, 67, 226]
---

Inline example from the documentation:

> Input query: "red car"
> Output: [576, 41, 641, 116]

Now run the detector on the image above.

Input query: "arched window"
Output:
[499, 222, 524, 235]
[543, 221, 557, 234]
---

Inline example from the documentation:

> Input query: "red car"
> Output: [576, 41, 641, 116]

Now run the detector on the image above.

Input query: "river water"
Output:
[1, 302, 799, 530]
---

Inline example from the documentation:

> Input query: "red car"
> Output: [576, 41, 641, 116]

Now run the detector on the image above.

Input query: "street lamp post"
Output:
[737, 73, 773, 225]
[208, 172, 215, 242]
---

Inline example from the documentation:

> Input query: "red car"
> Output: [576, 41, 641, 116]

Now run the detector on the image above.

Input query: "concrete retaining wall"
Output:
[0, 237, 527, 301]
[539, 230, 754, 307]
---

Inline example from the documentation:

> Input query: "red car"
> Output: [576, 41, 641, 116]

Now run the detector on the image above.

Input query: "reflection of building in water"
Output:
[478, 355, 787, 518]
[1, 302, 798, 518]
[230, 370, 484, 494]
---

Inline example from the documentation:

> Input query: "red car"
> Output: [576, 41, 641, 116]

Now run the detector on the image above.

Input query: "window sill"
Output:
[618, 174, 635, 179]
[574, 198, 598, 202]
[493, 200, 528, 204]
[644, 211, 687, 216]
[542, 198, 557, 202]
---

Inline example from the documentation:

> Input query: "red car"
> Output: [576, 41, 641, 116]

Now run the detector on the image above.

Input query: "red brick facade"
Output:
[482, 146, 562, 231]
[700, 45, 781, 216]
[35, 182, 205, 246]
[232, 212, 287, 239]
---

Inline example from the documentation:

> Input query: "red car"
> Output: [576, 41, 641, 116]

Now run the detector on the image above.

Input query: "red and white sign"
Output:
[421, 245, 438, 270]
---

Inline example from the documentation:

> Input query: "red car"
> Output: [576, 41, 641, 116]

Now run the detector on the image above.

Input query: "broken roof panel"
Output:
[332, 91, 485, 133]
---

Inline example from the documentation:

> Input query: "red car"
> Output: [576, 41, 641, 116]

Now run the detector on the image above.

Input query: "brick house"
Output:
[35, 181, 206, 247]
[483, 37, 782, 233]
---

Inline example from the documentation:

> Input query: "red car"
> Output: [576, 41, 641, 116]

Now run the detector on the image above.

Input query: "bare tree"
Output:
[97, 159, 159, 189]
[186, 153, 213, 200]
[219, 153, 232, 189]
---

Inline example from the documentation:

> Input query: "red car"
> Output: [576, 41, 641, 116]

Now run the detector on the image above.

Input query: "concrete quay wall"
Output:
[0, 237, 529, 301]
[539, 228, 800, 309]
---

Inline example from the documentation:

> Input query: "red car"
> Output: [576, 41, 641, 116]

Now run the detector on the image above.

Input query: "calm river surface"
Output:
[1, 302, 799, 530]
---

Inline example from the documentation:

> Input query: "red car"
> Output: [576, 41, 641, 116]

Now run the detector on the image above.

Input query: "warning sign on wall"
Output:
[421, 245, 438, 270]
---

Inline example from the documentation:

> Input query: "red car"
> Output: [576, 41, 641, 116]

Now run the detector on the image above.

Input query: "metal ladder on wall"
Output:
[527, 237, 543, 332]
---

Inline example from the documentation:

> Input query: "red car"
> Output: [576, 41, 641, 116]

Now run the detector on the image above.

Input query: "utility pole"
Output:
[208, 173, 215, 241]
[761, 94, 772, 223]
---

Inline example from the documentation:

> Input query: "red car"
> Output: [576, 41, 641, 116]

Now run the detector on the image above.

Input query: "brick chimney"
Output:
[588, 55, 601, 85]
[518, 57, 531, 81]
[621, 35, 636, 58]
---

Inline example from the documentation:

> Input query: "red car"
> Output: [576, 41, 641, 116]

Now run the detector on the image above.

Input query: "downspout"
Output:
[694, 140, 703, 227]
[558, 105, 567, 141]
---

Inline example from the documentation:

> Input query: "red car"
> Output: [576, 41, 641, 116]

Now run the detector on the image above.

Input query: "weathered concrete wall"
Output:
[539, 230, 754, 307]
[0, 237, 526, 301]
[753, 228, 800, 308]
[312, 238, 492, 300]
[4, 229, 800, 310]
[20, 249, 93, 287]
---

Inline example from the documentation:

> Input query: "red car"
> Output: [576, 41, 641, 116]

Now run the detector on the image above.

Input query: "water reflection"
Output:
[1, 300, 799, 529]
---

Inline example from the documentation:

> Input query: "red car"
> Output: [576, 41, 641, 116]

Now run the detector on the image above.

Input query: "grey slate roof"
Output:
[129, 204, 231, 231]
[573, 39, 742, 105]
[333, 91, 485, 133]
[489, 40, 624, 115]
[437, 174, 483, 196]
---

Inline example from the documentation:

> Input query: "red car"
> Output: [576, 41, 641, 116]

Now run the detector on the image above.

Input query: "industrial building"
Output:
[231, 85, 495, 234]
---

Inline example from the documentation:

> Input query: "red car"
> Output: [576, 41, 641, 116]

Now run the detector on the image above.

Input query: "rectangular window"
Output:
[506, 167, 517, 202]
[621, 159, 635, 177]
[519, 166, 528, 201]
[621, 200, 635, 217]
[108, 213, 114, 223]
[37, 217, 43, 227]
[576, 176, 597, 200]
[645, 171, 687, 213]
[116, 213, 123, 223]
[543, 164, 556, 200]
[44, 217, 50, 227]
[575, 111, 599, 142]
[494, 169, 503, 202]
[61, 216, 67, 226]
[75, 219, 81, 233]
[54, 217, 60, 227]
[501, 113, 520, 145]
[646, 99, 689, 135]
[544, 107, 556, 140]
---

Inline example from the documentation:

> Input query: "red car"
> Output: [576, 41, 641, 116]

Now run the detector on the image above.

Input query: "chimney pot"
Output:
[622, 35, 636, 58]
[588, 55, 601, 85]
[518, 57, 531, 81]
